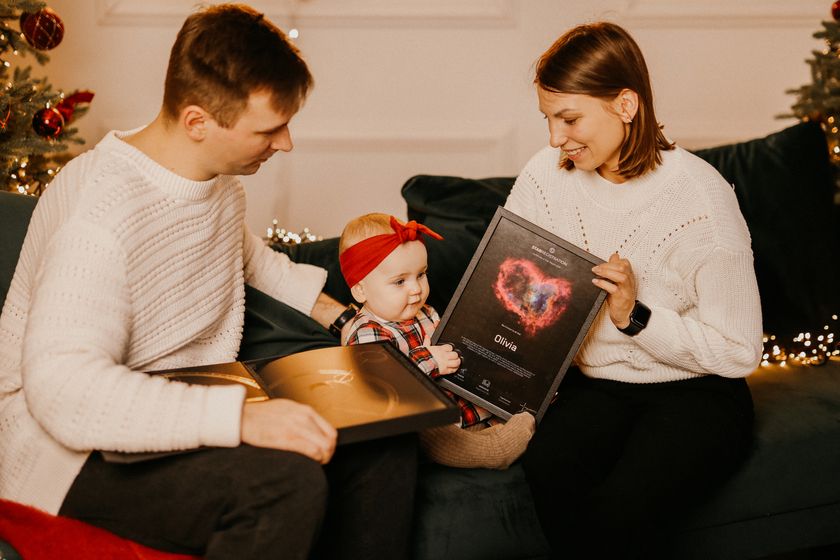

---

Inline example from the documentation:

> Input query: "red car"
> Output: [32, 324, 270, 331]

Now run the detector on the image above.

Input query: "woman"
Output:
[505, 22, 762, 559]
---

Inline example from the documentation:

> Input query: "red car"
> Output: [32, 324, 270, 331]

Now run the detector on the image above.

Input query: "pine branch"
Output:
[0, 1, 88, 194]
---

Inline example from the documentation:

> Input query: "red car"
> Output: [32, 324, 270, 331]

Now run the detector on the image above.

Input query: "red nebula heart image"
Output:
[493, 258, 572, 336]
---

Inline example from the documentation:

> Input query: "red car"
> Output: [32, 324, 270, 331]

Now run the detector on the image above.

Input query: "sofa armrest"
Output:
[0, 191, 38, 306]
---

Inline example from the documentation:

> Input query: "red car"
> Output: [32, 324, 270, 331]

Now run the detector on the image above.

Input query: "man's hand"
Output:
[310, 292, 347, 331]
[424, 335, 462, 375]
[241, 399, 337, 464]
[591, 252, 637, 329]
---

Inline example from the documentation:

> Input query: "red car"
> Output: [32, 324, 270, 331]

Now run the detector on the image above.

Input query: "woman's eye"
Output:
[565, 118, 578, 125]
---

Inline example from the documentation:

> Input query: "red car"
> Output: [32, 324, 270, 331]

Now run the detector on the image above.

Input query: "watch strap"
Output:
[618, 300, 650, 336]
[330, 304, 359, 335]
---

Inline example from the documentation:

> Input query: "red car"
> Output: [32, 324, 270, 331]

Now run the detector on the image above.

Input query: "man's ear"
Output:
[350, 283, 367, 304]
[615, 89, 639, 123]
[182, 105, 211, 141]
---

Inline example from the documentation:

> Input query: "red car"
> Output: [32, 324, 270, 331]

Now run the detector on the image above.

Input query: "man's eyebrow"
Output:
[257, 122, 288, 134]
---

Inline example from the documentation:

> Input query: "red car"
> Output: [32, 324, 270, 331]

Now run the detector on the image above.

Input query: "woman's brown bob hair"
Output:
[536, 22, 673, 180]
[163, 4, 313, 129]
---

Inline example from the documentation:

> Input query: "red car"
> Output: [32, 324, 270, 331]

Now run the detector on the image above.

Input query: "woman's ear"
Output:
[616, 89, 639, 124]
[350, 283, 367, 305]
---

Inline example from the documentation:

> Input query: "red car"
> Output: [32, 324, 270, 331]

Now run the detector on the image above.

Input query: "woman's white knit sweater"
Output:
[0, 130, 327, 514]
[505, 146, 762, 384]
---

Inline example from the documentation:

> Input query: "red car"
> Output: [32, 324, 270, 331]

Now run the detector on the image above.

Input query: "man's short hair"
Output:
[162, 4, 314, 128]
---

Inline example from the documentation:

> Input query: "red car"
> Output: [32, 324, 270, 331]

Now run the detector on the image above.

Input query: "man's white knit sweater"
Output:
[0, 130, 327, 514]
[505, 145, 762, 384]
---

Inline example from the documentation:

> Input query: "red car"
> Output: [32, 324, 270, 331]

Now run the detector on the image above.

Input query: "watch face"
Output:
[633, 302, 652, 327]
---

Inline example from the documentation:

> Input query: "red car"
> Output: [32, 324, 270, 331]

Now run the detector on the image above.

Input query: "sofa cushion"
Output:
[412, 462, 550, 560]
[692, 121, 840, 336]
[0, 540, 22, 560]
[0, 191, 38, 306]
[411, 359, 840, 560]
[401, 175, 513, 312]
[659, 358, 840, 559]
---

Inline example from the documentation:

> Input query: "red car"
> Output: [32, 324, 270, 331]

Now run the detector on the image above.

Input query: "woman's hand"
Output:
[592, 252, 637, 329]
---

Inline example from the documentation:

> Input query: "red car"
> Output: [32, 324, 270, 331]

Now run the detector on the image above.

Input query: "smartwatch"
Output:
[618, 300, 651, 336]
[330, 303, 359, 335]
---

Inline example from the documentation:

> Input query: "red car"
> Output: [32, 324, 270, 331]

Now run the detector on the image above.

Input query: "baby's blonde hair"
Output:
[339, 213, 405, 256]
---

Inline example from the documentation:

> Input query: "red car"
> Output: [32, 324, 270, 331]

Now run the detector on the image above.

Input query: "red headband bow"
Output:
[340, 216, 442, 288]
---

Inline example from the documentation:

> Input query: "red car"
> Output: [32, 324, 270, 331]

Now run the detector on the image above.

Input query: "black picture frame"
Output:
[145, 343, 459, 447]
[104, 343, 461, 463]
[431, 207, 607, 424]
[246, 343, 460, 445]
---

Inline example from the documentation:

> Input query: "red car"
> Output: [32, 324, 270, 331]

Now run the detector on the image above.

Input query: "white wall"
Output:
[37, 0, 824, 238]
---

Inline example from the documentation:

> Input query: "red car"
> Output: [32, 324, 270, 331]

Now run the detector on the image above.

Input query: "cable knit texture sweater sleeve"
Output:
[505, 146, 762, 384]
[0, 129, 327, 514]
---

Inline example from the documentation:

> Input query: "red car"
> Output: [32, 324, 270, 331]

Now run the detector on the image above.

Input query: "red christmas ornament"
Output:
[834, 1, 840, 21]
[32, 91, 95, 138]
[20, 8, 64, 51]
[32, 107, 63, 138]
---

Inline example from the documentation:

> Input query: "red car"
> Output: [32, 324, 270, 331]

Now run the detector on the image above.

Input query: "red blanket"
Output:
[0, 499, 202, 560]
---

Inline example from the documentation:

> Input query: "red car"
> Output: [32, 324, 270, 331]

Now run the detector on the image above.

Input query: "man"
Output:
[0, 5, 416, 559]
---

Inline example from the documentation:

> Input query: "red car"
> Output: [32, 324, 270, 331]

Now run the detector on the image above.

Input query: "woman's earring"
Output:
[623, 116, 633, 124]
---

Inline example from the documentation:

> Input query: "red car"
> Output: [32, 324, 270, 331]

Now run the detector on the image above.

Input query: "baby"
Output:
[339, 213, 534, 469]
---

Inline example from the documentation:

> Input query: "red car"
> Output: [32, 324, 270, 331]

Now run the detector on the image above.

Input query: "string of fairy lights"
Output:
[266, 220, 321, 246]
[762, 315, 839, 367]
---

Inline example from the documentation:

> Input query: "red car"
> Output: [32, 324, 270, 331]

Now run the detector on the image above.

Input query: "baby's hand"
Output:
[423, 334, 461, 375]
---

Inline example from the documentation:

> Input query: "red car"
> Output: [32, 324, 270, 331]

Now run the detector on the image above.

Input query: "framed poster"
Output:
[431, 207, 607, 423]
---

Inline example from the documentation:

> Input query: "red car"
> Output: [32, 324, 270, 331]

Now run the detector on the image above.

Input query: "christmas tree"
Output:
[781, 2, 840, 202]
[0, 0, 92, 196]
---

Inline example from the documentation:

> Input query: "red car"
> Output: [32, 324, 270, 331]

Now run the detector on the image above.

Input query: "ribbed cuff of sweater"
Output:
[198, 384, 247, 448]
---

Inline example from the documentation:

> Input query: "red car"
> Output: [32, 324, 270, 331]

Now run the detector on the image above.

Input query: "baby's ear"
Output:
[350, 283, 367, 304]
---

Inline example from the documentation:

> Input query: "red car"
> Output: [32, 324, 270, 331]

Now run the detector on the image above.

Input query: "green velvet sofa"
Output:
[280, 121, 840, 560]
[1, 121, 839, 560]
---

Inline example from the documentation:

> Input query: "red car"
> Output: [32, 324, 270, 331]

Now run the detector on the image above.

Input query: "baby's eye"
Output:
[418, 271, 426, 279]
[394, 279, 404, 286]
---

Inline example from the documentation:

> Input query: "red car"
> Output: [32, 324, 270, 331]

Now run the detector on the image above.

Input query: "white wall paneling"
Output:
[620, 0, 826, 28]
[96, 0, 519, 28]
[46, 0, 824, 235]
[244, 122, 517, 239]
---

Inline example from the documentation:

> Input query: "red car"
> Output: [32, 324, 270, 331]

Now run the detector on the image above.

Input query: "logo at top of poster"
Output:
[493, 258, 571, 336]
